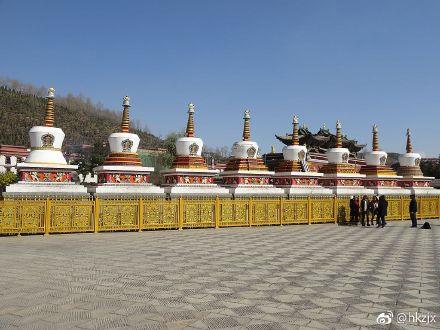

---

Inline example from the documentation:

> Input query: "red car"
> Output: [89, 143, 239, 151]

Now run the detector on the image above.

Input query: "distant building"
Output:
[0, 145, 30, 173]
[64, 144, 94, 163]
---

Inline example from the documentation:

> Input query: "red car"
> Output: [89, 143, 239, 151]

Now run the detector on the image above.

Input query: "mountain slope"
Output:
[0, 87, 163, 148]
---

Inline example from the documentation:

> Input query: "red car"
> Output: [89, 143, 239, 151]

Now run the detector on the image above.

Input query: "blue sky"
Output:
[1, 0, 440, 156]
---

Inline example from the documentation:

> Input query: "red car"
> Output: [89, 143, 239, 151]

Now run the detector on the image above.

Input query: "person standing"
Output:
[360, 195, 369, 226]
[367, 197, 376, 226]
[349, 196, 355, 223]
[409, 194, 418, 228]
[377, 195, 388, 228]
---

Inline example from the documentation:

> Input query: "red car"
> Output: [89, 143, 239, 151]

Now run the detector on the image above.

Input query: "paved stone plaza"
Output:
[0, 221, 439, 329]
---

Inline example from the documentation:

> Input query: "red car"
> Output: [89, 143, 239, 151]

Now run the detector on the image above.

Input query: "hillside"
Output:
[0, 87, 163, 148]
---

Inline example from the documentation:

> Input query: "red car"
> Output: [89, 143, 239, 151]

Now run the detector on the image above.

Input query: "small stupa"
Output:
[89, 96, 164, 197]
[161, 103, 230, 197]
[319, 121, 369, 196]
[272, 115, 332, 196]
[397, 129, 438, 195]
[360, 125, 404, 195]
[220, 110, 284, 197]
[4, 88, 88, 198]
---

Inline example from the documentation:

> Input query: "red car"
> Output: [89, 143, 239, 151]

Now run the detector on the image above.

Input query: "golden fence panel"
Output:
[142, 199, 179, 230]
[335, 197, 350, 223]
[219, 200, 248, 227]
[50, 200, 94, 233]
[98, 199, 139, 231]
[386, 198, 402, 221]
[0, 200, 45, 234]
[419, 196, 439, 219]
[310, 197, 334, 223]
[183, 200, 216, 228]
[252, 200, 280, 226]
[282, 198, 308, 224]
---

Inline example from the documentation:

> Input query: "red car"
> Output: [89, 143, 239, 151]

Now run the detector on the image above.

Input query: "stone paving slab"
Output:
[0, 220, 439, 329]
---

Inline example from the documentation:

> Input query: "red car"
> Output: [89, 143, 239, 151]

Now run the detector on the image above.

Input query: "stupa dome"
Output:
[25, 88, 68, 165]
[326, 121, 350, 164]
[175, 103, 204, 157]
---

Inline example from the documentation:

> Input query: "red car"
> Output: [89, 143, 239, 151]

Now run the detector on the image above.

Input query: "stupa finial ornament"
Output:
[335, 120, 342, 148]
[292, 115, 299, 146]
[242, 109, 251, 141]
[372, 124, 379, 151]
[406, 128, 413, 153]
[186, 102, 195, 137]
[44, 87, 55, 127]
[121, 96, 131, 133]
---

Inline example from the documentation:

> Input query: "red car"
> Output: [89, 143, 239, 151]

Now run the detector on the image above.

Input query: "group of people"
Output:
[349, 194, 418, 228]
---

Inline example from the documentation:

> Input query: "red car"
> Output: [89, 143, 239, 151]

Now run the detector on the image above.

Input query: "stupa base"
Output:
[405, 187, 440, 196]
[283, 186, 333, 197]
[161, 168, 219, 185]
[321, 173, 370, 196]
[363, 175, 405, 196]
[4, 182, 89, 199]
[163, 185, 231, 198]
[224, 185, 284, 197]
[88, 184, 164, 198]
[273, 171, 332, 196]
[89, 165, 163, 198]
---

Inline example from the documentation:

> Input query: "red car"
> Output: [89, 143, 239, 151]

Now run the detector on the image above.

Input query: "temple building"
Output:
[397, 129, 439, 195]
[219, 110, 284, 197]
[88, 96, 164, 198]
[276, 123, 365, 156]
[161, 103, 230, 197]
[319, 121, 369, 196]
[272, 115, 332, 197]
[4, 88, 88, 198]
[360, 125, 404, 195]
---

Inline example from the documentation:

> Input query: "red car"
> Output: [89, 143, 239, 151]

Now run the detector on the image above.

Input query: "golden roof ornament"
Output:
[406, 128, 413, 153]
[121, 95, 131, 133]
[336, 120, 342, 148]
[372, 124, 379, 151]
[242, 109, 251, 141]
[44, 87, 55, 127]
[292, 115, 299, 146]
[186, 103, 195, 137]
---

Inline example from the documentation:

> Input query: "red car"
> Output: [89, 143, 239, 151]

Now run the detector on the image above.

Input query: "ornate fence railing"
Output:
[0, 196, 439, 235]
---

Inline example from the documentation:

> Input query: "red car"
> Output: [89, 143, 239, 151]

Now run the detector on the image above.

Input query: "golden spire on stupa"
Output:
[335, 120, 342, 148]
[406, 128, 413, 153]
[44, 88, 55, 127]
[186, 103, 195, 137]
[242, 109, 251, 141]
[121, 96, 130, 133]
[292, 115, 299, 146]
[372, 124, 379, 151]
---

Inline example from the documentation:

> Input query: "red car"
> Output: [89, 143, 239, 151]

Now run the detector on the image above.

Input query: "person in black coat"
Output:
[409, 194, 418, 228]
[377, 195, 388, 228]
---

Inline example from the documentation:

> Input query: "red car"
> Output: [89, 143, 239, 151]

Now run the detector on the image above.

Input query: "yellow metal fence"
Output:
[0, 196, 439, 235]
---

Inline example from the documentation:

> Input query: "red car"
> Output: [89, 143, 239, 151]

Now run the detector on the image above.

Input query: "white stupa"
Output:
[319, 121, 370, 196]
[89, 96, 164, 198]
[273, 115, 332, 196]
[397, 129, 438, 195]
[219, 110, 284, 197]
[360, 124, 404, 195]
[161, 103, 230, 197]
[4, 88, 88, 198]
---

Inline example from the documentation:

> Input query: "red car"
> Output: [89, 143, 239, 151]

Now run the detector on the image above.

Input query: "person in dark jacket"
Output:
[409, 194, 418, 228]
[360, 195, 369, 226]
[349, 196, 360, 224]
[377, 195, 388, 228]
